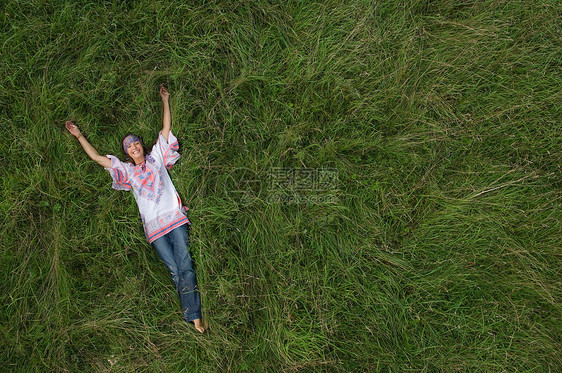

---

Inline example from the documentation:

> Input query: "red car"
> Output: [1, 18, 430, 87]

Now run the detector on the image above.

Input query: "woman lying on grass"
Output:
[65, 84, 207, 333]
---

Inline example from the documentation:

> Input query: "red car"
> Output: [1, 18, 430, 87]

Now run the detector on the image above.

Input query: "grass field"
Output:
[1, 0, 561, 371]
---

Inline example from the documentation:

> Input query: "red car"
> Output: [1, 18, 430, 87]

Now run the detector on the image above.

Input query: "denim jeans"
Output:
[151, 224, 202, 322]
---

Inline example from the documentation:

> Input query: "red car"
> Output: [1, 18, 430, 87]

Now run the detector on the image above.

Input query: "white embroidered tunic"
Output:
[104, 130, 191, 243]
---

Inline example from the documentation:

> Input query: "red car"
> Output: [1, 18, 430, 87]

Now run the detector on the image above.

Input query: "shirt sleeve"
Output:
[104, 155, 132, 191]
[150, 130, 180, 169]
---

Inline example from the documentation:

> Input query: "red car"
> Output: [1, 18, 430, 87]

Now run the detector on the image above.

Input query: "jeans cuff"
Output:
[184, 311, 202, 322]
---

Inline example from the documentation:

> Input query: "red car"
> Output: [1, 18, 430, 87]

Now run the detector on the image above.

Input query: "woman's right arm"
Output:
[65, 121, 111, 168]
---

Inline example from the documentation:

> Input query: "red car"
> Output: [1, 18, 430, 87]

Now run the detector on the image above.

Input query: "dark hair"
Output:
[122, 134, 150, 164]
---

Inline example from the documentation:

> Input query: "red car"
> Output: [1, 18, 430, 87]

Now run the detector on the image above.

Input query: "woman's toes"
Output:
[193, 319, 207, 333]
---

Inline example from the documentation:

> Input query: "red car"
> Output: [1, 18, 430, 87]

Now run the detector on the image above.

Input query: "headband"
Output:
[123, 135, 142, 153]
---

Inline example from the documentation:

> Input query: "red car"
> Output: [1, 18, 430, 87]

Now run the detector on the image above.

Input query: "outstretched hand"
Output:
[159, 84, 170, 101]
[65, 121, 81, 138]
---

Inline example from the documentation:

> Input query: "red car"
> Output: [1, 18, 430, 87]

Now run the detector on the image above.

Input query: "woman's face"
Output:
[126, 141, 145, 164]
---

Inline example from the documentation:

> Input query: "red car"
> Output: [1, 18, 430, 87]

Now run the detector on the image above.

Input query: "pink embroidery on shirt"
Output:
[134, 167, 155, 190]
[131, 162, 164, 203]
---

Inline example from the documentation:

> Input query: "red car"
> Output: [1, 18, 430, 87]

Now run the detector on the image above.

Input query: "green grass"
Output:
[1, 0, 561, 371]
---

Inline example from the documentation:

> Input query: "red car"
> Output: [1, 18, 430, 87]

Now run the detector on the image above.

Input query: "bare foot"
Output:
[192, 318, 207, 333]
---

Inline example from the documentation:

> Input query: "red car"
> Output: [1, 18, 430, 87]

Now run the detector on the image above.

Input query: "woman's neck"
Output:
[134, 156, 146, 165]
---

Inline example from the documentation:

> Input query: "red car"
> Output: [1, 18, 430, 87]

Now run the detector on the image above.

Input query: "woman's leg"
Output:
[165, 224, 202, 324]
[151, 234, 181, 290]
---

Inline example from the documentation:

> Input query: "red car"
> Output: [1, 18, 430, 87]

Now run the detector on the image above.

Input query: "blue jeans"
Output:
[151, 224, 202, 322]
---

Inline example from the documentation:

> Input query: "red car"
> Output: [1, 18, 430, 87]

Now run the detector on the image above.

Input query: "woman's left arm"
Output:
[160, 84, 171, 142]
